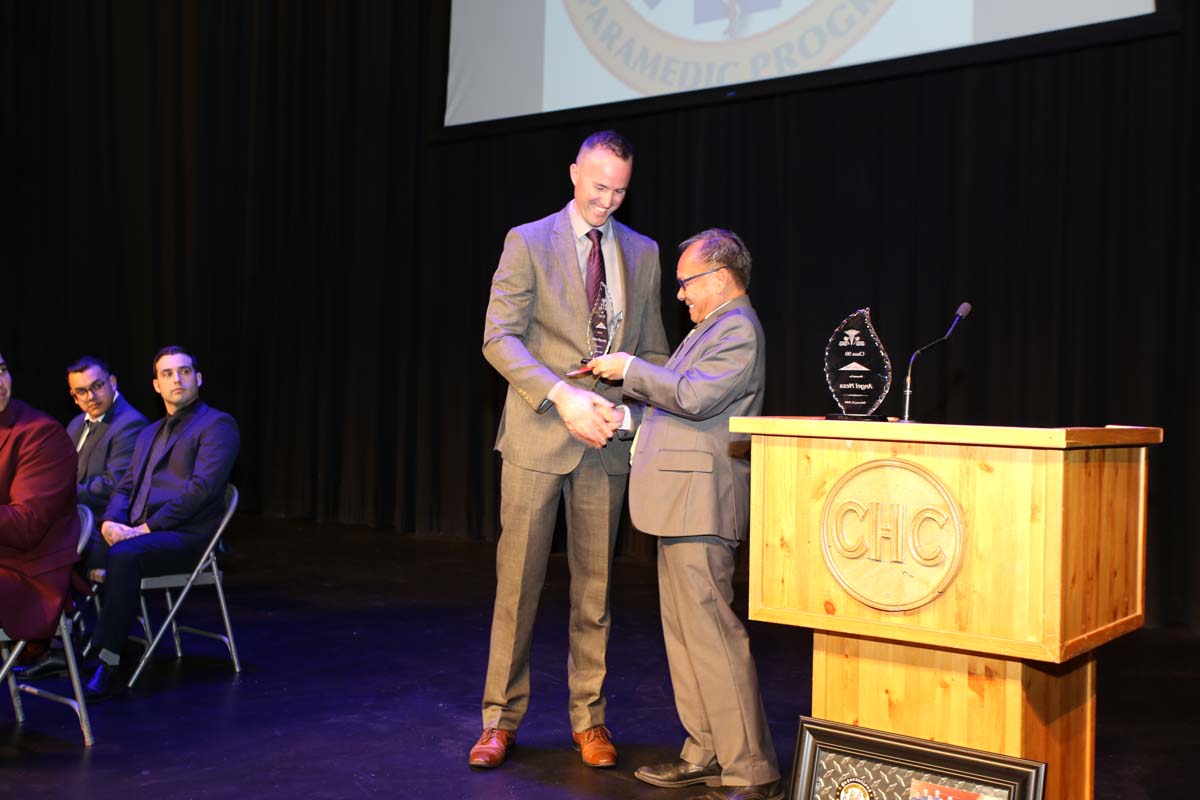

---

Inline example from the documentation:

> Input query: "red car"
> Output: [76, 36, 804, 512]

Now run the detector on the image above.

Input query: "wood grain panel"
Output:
[744, 422, 1155, 661]
[814, 633, 1095, 799]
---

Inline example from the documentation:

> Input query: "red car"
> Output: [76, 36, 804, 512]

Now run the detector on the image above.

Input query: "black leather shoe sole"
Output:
[13, 653, 70, 681]
[634, 761, 722, 788]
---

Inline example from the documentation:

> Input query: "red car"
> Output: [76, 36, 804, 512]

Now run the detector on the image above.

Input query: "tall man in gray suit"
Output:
[472, 131, 670, 769]
[588, 229, 781, 800]
[65, 356, 149, 515]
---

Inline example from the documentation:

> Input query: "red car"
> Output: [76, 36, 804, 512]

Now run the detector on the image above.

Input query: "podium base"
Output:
[812, 632, 1095, 800]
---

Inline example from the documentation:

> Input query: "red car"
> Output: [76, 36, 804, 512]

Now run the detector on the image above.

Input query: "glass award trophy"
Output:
[565, 283, 621, 377]
[824, 307, 892, 420]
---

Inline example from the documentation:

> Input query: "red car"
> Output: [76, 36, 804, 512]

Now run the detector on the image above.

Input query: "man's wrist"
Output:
[546, 380, 568, 405]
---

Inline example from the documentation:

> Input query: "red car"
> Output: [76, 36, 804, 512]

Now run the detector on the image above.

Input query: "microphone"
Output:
[901, 302, 972, 422]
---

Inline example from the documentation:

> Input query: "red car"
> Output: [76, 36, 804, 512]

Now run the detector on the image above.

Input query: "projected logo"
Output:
[819, 458, 964, 612]
[564, 0, 894, 95]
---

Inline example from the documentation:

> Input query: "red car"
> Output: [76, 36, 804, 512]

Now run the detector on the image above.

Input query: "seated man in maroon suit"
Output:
[0, 353, 82, 651]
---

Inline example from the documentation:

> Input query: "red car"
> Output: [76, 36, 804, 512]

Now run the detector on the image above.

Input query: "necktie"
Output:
[76, 420, 97, 479]
[586, 229, 604, 309]
[77, 419, 96, 452]
[129, 417, 178, 526]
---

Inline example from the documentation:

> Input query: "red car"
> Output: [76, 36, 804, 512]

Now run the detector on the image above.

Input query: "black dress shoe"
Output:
[635, 759, 722, 788]
[84, 663, 124, 702]
[12, 649, 69, 680]
[686, 780, 784, 800]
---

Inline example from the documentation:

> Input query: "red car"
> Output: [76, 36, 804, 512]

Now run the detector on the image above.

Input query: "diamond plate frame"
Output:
[790, 717, 1045, 800]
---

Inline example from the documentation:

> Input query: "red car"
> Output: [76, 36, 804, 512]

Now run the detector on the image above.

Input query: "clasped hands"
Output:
[554, 352, 633, 448]
[101, 520, 150, 546]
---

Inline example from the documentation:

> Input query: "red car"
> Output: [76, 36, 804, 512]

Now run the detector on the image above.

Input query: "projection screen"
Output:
[446, 0, 1158, 128]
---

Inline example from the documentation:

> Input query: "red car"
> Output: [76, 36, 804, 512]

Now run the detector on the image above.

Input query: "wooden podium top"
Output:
[730, 417, 1163, 449]
[737, 416, 1162, 661]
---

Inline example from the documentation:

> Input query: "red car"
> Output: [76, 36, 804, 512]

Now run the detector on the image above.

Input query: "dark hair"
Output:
[578, 130, 634, 162]
[152, 345, 199, 376]
[679, 228, 752, 290]
[66, 355, 111, 377]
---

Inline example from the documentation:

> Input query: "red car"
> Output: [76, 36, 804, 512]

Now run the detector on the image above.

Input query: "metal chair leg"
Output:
[14, 619, 96, 746]
[56, 618, 94, 747]
[164, 589, 183, 657]
[127, 575, 203, 689]
[210, 563, 241, 672]
[1, 641, 27, 723]
[138, 593, 154, 647]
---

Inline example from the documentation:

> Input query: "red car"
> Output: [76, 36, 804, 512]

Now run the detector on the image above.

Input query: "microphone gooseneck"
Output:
[901, 302, 972, 422]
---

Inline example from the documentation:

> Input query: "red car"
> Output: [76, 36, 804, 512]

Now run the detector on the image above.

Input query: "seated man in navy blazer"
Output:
[82, 345, 239, 700]
[12, 356, 149, 679]
[65, 356, 149, 515]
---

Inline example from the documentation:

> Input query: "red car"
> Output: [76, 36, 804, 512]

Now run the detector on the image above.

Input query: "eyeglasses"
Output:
[675, 266, 726, 289]
[70, 378, 111, 400]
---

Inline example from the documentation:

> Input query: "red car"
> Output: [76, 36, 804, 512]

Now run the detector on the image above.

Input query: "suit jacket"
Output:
[623, 295, 765, 540]
[102, 401, 239, 539]
[483, 202, 670, 475]
[0, 398, 81, 639]
[66, 394, 149, 513]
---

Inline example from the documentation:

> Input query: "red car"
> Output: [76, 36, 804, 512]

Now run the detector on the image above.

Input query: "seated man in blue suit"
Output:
[65, 356, 149, 515]
[13, 356, 148, 679]
[82, 345, 239, 700]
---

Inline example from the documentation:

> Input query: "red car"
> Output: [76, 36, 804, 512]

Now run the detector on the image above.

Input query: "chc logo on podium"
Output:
[819, 458, 964, 612]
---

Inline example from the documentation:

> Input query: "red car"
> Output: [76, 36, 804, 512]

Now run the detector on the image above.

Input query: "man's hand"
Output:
[552, 384, 619, 448]
[587, 352, 632, 381]
[101, 520, 140, 546]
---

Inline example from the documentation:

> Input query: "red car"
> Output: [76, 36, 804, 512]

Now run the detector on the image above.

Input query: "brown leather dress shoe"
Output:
[686, 780, 784, 800]
[468, 727, 516, 768]
[571, 725, 617, 767]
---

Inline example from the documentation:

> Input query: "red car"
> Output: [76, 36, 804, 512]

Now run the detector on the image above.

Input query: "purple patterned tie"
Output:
[586, 229, 604, 309]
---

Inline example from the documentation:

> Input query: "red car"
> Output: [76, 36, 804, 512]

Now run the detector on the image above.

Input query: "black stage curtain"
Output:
[2, 2, 1197, 629]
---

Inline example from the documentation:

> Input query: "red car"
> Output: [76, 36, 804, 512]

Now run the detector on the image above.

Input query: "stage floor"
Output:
[2, 518, 1195, 799]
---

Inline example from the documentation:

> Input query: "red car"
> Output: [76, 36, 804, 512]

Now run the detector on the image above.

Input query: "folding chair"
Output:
[90, 485, 241, 689]
[0, 505, 96, 746]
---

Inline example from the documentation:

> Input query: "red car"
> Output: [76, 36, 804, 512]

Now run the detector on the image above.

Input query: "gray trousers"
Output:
[482, 449, 625, 732]
[658, 536, 779, 786]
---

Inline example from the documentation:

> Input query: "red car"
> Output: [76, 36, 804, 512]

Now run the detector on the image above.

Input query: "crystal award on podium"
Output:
[824, 307, 892, 419]
[565, 283, 622, 377]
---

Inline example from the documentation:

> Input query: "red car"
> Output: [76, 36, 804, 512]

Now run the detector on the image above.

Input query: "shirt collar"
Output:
[567, 201, 613, 242]
[701, 298, 737, 323]
[86, 391, 119, 424]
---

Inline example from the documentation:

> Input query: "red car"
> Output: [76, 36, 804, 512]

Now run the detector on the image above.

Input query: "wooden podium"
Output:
[728, 418, 1162, 800]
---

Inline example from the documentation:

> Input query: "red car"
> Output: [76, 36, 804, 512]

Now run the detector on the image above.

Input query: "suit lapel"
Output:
[76, 396, 127, 476]
[76, 417, 109, 480]
[610, 222, 633, 352]
[667, 296, 752, 368]
[66, 416, 84, 446]
[553, 207, 588, 318]
[161, 402, 208, 461]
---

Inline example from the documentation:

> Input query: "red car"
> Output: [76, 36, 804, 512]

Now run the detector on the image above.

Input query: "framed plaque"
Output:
[790, 717, 1045, 800]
